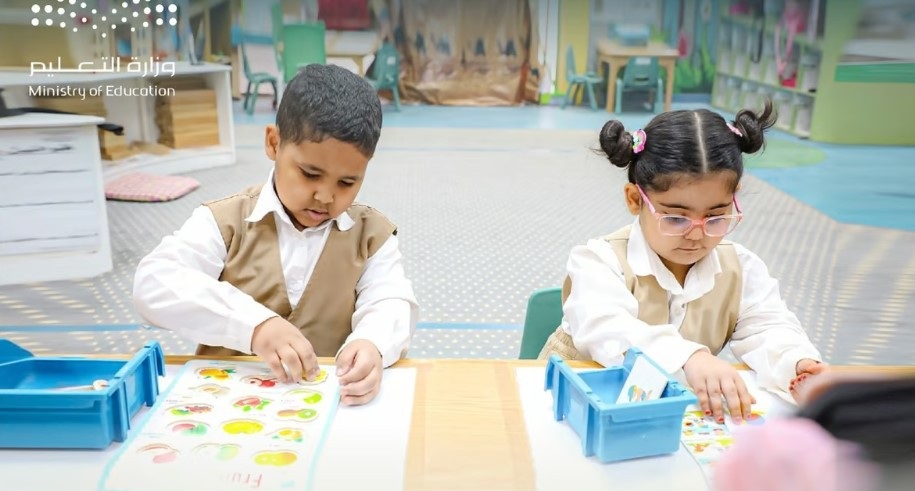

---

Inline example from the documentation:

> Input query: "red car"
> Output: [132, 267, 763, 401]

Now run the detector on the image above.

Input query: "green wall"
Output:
[810, 0, 915, 145]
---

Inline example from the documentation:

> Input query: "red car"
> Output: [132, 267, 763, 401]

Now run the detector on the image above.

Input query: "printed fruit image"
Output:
[270, 428, 304, 443]
[241, 376, 278, 388]
[277, 408, 318, 422]
[197, 367, 235, 380]
[285, 388, 323, 405]
[233, 396, 272, 412]
[299, 369, 327, 385]
[189, 383, 230, 397]
[137, 444, 179, 464]
[192, 443, 240, 461]
[253, 451, 298, 467]
[222, 419, 265, 435]
[169, 421, 209, 436]
[169, 404, 213, 416]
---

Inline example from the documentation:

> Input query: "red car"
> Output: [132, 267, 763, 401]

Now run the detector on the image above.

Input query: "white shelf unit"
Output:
[0, 112, 112, 286]
[711, 13, 821, 138]
[0, 62, 236, 182]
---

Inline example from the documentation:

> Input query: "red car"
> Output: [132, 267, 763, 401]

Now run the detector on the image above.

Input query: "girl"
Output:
[540, 101, 826, 422]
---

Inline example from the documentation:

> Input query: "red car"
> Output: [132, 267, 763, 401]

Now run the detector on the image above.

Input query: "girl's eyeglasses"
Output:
[636, 185, 742, 237]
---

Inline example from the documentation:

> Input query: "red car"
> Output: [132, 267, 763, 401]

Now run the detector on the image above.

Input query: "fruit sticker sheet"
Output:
[99, 360, 338, 491]
[680, 409, 767, 482]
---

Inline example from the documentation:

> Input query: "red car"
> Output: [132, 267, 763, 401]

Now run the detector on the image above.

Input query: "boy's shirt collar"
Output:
[244, 169, 355, 231]
[626, 218, 720, 298]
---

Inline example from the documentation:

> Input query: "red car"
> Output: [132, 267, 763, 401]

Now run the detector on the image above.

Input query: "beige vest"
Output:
[540, 225, 742, 360]
[198, 185, 396, 357]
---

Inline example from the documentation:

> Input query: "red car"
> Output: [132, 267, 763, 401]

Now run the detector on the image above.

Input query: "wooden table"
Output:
[597, 39, 680, 113]
[6, 355, 914, 491]
[161, 356, 915, 491]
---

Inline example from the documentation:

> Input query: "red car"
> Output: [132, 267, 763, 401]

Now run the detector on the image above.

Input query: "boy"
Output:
[134, 64, 417, 406]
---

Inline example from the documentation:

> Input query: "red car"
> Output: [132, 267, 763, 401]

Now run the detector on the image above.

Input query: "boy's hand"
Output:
[683, 351, 756, 424]
[251, 316, 318, 384]
[335, 339, 383, 406]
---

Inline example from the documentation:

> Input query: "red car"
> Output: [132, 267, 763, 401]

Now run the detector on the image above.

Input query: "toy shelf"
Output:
[711, 8, 822, 138]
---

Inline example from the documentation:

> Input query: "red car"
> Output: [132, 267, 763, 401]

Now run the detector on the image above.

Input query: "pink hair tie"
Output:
[727, 122, 743, 137]
[631, 129, 647, 154]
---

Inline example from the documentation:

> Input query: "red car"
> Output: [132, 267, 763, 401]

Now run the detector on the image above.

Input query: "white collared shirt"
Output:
[561, 218, 822, 392]
[133, 171, 418, 367]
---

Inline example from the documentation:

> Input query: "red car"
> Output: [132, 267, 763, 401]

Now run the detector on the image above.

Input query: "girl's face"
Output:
[625, 172, 740, 274]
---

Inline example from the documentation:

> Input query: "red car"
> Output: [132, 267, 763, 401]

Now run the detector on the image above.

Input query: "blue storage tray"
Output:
[614, 24, 650, 47]
[0, 340, 165, 449]
[544, 348, 696, 463]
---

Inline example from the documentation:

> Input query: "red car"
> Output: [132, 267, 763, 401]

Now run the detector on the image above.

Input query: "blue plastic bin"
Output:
[0, 340, 165, 449]
[613, 24, 650, 47]
[544, 348, 696, 463]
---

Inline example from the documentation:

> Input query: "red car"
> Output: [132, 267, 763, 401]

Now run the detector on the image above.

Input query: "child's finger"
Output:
[341, 383, 381, 406]
[694, 380, 712, 416]
[278, 345, 303, 383]
[734, 378, 755, 419]
[335, 344, 355, 378]
[338, 350, 373, 386]
[720, 379, 743, 423]
[292, 339, 318, 381]
[806, 362, 827, 376]
[263, 352, 286, 382]
[707, 378, 725, 422]
[340, 369, 378, 398]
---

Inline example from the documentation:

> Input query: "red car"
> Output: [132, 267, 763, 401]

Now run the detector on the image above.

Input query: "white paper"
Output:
[310, 368, 416, 491]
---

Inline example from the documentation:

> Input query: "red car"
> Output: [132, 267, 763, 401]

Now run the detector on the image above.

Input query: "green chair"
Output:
[518, 287, 563, 359]
[271, 3, 327, 83]
[280, 22, 327, 83]
[366, 42, 401, 111]
[240, 39, 279, 115]
[615, 56, 663, 113]
[561, 46, 604, 111]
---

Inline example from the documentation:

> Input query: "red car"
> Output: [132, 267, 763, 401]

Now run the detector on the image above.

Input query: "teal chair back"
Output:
[371, 42, 400, 88]
[615, 56, 662, 113]
[565, 45, 578, 83]
[270, 2, 285, 72]
[280, 22, 327, 83]
[518, 287, 563, 359]
[621, 56, 660, 88]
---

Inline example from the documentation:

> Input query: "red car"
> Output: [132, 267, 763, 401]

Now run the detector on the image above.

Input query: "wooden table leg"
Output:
[352, 56, 365, 76]
[605, 56, 624, 113]
[662, 58, 675, 112]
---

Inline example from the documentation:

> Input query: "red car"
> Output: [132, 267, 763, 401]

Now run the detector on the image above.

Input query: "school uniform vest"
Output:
[197, 186, 396, 357]
[539, 225, 743, 361]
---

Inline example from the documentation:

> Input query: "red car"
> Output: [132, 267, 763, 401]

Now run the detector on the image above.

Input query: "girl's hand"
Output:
[683, 351, 756, 424]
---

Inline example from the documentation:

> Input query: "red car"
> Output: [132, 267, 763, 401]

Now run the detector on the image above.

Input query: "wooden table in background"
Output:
[597, 39, 680, 114]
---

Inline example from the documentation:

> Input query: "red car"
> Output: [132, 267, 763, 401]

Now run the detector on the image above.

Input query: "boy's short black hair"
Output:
[275, 64, 382, 157]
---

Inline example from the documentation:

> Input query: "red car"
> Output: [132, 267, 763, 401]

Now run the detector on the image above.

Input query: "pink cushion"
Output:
[105, 172, 200, 202]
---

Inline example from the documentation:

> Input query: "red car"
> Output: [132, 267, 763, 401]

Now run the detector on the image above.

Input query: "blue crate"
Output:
[613, 24, 650, 47]
[544, 348, 696, 463]
[0, 340, 165, 449]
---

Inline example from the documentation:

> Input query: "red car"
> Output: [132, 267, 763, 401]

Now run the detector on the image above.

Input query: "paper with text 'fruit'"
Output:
[100, 360, 339, 491]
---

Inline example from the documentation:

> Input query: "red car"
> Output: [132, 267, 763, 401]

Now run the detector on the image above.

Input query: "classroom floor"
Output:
[2, 100, 914, 366]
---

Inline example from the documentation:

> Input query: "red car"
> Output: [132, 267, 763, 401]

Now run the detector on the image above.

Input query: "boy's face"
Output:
[265, 125, 369, 229]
